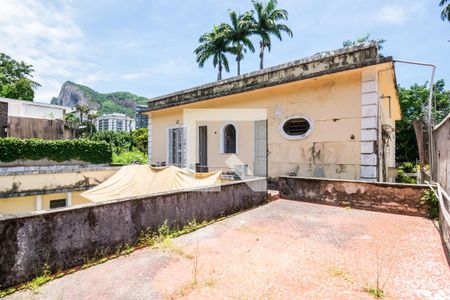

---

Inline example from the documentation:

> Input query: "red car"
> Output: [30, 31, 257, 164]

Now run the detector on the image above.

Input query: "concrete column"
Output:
[35, 195, 42, 211]
[360, 69, 379, 181]
[147, 113, 152, 164]
[66, 192, 72, 207]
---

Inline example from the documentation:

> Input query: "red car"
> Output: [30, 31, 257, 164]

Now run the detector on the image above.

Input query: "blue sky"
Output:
[1, 0, 449, 102]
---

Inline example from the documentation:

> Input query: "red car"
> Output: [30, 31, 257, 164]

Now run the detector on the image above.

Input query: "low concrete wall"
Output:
[279, 176, 429, 217]
[0, 178, 267, 288]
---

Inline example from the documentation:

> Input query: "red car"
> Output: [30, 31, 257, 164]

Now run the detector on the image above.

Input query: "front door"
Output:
[254, 120, 267, 177]
[198, 126, 208, 172]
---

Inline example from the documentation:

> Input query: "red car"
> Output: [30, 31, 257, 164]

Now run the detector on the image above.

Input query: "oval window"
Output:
[280, 116, 312, 139]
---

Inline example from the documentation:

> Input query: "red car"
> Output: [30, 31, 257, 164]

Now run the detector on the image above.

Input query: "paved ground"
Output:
[7, 200, 450, 300]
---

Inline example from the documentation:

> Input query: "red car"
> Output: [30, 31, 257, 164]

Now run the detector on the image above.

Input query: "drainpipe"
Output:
[393, 60, 436, 182]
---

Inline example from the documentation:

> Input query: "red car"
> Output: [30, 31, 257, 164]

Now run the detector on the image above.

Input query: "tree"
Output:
[75, 104, 90, 123]
[132, 128, 148, 153]
[87, 112, 98, 137]
[221, 10, 255, 76]
[0, 53, 40, 101]
[194, 25, 235, 80]
[249, 0, 293, 70]
[342, 34, 386, 52]
[396, 79, 450, 163]
[440, 0, 450, 21]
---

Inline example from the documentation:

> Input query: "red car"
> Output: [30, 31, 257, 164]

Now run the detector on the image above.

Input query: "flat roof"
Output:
[147, 42, 393, 112]
[0, 97, 70, 110]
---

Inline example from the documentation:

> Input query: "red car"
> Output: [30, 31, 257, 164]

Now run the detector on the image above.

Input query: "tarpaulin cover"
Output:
[81, 165, 222, 202]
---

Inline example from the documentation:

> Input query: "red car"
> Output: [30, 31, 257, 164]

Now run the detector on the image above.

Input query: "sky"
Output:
[0, 0, 449, 103]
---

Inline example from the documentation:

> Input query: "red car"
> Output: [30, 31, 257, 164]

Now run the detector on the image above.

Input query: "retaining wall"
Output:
[279, 176, 429, 216]
[0, 178, 267, 288]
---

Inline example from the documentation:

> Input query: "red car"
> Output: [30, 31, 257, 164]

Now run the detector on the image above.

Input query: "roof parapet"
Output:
[148, 42, 390, 112]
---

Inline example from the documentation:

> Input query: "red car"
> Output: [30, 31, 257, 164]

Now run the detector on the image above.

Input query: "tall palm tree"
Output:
[221, 10, 255, 76]
[250, 0, 293, 70]
[194, 25, 235, 81]
[440, 0, 450, 21]
[75, 104, 90, 123]
[87, 112, 97, 136]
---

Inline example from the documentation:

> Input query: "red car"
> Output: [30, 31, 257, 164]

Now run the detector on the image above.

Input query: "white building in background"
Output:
[0, 97, 70, 120]
[96, 113, 135, 132]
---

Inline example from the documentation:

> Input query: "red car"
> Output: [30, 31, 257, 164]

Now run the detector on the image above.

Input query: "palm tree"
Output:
[250, 0, 293, 70]
[194, 25, 235, 81]
[87, 112, 97, 136]
[75, 104, 90, 123]
[440, 0, 450, 21]
[221, 10, 255, 76]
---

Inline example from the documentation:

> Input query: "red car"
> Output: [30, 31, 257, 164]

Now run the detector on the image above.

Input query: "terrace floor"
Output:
[7, 200, 450, 299]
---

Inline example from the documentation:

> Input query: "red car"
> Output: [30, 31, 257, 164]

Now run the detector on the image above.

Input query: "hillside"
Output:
[51, 81, 148, 117]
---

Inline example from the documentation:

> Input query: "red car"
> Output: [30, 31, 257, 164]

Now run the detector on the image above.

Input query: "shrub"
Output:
[0, 138, 112, 164]
[112, 150, 147, 165]
[90, 131, 133, 153]
[421, 188, 439, 219]
[397, 162, 419, 184]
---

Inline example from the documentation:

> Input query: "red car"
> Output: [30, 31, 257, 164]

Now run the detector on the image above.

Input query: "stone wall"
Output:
[279, 176, 429, 216]
[434, 115, 450, 194]
[0, 179, 267, 288]
[7, 116, 74, 140]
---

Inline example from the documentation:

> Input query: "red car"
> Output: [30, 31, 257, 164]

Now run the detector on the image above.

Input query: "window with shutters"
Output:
[280, 116, 313, 140]
[168, 127, 187, 167]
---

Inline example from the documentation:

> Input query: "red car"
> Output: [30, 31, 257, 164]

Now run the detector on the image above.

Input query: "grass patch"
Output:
[328, 266, 353, 284]
[364, 285, 385, 299]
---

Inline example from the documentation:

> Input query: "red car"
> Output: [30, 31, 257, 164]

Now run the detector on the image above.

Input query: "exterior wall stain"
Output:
[279, 176, 429, 217]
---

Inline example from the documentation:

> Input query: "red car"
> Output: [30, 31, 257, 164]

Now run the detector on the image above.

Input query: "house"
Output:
[144, 43, 400, 182]
[96, 113, 135, 132]
[0, 97, 73, 139]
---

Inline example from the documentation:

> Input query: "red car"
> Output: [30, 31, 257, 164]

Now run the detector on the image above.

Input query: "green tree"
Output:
[131, 128, 148, 152]
[0, 53, 40, 101]
[440, 0, 450, 21]
[396, 79, 450, 162]
[221, 10, 255, 76]
[250, 0, 293, 70]
[195, 25, 235, 80]
[75, 104, 90, 123]
[90, 131, 133, 153]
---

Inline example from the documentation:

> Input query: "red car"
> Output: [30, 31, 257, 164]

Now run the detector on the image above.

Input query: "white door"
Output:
[254, 120, 267, 177]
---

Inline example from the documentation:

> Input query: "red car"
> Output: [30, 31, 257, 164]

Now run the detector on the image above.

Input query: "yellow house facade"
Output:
[145, 43, 400, 182]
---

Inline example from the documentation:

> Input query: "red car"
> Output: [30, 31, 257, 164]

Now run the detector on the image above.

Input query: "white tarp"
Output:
[81, 165, 222, 202]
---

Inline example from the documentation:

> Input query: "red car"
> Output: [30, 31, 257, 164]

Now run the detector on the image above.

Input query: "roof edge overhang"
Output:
[146, 56, 393, 113]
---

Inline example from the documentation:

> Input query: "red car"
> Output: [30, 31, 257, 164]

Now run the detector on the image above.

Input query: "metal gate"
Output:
[253, 120, 267, 177]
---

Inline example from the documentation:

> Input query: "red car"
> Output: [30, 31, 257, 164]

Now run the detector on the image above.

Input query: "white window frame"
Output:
[279, 115, 314, 140]
[220, 122, 239, 154]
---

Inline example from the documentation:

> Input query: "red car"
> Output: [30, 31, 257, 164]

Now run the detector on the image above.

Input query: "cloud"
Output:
[122, 58, 194, 80]
[0, 0, 98, 102]
[374, 4, 424, 24]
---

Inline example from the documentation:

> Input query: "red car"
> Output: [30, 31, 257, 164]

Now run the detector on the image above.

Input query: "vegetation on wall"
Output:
[396, 79, 450, 163]
[0, 138, 112, 164]
[0, 53, 40, 101]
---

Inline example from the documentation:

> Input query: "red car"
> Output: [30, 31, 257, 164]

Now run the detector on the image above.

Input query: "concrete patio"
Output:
[7, 199, 450, 299]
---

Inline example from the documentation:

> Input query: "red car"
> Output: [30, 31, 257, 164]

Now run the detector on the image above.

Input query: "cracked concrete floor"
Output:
[6, 200, 450, 300]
